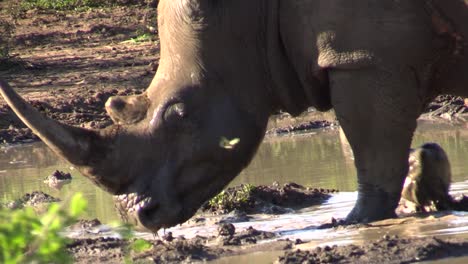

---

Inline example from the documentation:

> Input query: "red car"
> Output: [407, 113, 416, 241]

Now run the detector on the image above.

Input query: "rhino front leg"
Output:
[330, 67, 424, 223]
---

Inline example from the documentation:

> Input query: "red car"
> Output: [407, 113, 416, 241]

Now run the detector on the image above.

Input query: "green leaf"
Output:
[69, 192, 87, 218]
[0, 193, 85, 263]
[131, 239, 153, 253]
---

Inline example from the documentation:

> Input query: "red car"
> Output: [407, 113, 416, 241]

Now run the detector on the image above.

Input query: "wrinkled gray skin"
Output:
[1, 0, 468, 231]
[401, 143, 452, 212]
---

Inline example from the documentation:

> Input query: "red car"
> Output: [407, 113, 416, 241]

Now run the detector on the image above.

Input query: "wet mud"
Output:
[425, 95, 468, 120]
[68, 218, 102, 231]
[266, 118, 336, 136]
[43, 169, 72, 182]
[65, 221, 468, 263]
[3, 190, 60, 209]
[202, 182, 337, 215]
[278, 236, 468, 264]
[67, 225, 284, 263]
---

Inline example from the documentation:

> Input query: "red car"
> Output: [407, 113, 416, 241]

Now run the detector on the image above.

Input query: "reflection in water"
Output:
[44, 179, 71, 190]
[235, 121, 468, 190]
[0, 121, 467, 246]
[0, 143, 116, 221]
[233, 130, 358, 191]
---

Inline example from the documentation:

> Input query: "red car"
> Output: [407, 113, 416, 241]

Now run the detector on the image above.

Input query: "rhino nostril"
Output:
[107, 97, 126, 111]
[138, 202, 160, 225]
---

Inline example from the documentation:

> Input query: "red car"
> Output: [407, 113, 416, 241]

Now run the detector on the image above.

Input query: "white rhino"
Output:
[1, 0, 467, 231]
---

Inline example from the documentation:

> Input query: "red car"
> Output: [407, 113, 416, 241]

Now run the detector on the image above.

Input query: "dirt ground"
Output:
[1, 2, 468, 263]
[67, 224, 289, 264]
[67, 226, 468, 264]
[278, 236, 468, 264]
[0, 2, 158, 143]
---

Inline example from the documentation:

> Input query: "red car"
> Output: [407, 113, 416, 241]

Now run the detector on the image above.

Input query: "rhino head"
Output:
[0, 0, 292, 231]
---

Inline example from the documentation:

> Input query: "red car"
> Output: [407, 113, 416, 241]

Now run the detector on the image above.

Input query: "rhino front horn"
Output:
[0, 79, 103, 167]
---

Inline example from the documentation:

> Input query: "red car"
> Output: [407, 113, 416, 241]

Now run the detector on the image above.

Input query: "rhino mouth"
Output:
[114, 192, 163, 230]
[114, 189, 204, 232]
[114, 193, 155, 215]
[113, 162, 226, 231]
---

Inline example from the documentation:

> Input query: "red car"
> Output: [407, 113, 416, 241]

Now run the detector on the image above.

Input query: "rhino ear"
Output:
[0, 79, 104, 166]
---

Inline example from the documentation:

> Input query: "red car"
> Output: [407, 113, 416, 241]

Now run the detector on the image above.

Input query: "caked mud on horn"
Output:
[0, 79, 122, 192]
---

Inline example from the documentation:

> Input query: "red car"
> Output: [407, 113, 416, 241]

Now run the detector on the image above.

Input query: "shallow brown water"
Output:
[0, 120, 467, 262]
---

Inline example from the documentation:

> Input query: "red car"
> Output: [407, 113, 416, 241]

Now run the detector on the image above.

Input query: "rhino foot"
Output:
[346, 184, 399, 223]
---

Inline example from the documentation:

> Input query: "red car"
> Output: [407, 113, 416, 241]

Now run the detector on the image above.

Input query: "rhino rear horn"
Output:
[0, 79, 101, 166]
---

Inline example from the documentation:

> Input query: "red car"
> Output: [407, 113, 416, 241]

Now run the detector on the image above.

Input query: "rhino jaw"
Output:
[112, 160, 232, 232]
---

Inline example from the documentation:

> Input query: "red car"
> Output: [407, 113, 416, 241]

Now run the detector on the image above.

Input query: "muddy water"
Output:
[0, 121, 467, 255]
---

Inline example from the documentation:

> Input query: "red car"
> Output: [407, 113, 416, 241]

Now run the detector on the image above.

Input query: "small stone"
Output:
[163, 232, 174, 242]
[218, 223, 235, 237]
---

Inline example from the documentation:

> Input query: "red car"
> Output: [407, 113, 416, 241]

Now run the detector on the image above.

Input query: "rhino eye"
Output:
[163, 102, 186, 123]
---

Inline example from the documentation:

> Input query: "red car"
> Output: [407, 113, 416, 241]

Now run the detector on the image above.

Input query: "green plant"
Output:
[208, 184, 256, 212]
[130, 33, 152, 43]
[121, 33, 153, 44]
[0, 193, 87, 264]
